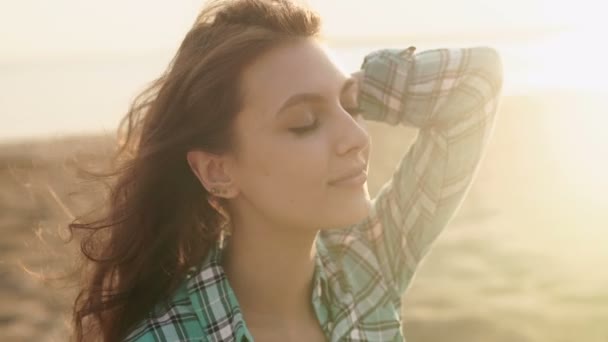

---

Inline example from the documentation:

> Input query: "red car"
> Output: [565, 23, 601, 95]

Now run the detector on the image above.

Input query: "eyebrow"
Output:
[275, 77, 357, 118]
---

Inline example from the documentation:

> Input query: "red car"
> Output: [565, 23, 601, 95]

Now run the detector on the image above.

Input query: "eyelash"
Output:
[289, 121, 319, 135]
[289, 108, 362, 135]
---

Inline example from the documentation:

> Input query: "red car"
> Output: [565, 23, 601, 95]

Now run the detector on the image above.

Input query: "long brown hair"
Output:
[70, 1, 321, 340]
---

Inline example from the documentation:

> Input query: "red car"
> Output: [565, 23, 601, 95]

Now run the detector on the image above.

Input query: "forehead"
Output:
[239, 38, 348, 115]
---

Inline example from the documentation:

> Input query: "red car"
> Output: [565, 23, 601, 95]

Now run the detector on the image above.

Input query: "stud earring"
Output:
[211, 188, 228, 195]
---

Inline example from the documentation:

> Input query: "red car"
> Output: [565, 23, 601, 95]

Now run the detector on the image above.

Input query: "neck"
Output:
[221, 215, 319, 324]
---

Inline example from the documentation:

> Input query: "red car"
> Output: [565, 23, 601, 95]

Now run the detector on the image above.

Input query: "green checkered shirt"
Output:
[124, 45, 504, 342]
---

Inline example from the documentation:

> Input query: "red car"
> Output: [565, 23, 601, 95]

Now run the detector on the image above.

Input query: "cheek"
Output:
[262, 139, 328, 192]
[241, 137, 331, 212]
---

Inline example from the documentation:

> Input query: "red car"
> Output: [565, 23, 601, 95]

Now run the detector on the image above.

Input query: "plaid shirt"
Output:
[124, 45, 504, 342]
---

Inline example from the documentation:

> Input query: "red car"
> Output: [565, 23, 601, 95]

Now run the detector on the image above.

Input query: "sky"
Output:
[0, 0, 596, 62]
[1, 0, 606, 141]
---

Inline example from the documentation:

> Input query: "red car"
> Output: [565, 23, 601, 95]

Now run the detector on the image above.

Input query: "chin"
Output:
[322, 194, 372, 230]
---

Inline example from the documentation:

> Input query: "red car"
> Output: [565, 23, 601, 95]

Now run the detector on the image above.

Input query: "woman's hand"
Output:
[350, 70, 364, 111]
[350, 70, 363, 93]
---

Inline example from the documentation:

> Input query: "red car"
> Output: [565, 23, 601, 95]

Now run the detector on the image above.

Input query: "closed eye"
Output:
[289, 106, 361, 136]
[289, 120, 319, 135]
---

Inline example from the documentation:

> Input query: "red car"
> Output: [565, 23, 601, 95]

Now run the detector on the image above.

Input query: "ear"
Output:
[186, 149, 238, 198]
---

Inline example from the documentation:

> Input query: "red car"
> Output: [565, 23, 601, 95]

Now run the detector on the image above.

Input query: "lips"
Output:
[329, 166, 367, 185]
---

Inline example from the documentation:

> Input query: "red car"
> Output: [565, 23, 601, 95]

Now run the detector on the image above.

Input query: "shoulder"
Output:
[316, 220, 397, 300]
[123, 283, 205, 342]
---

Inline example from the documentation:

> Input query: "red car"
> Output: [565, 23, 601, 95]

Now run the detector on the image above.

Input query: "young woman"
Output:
[70, 0, 503, 341]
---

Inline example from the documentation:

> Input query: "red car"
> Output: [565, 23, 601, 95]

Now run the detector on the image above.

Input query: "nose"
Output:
[334, 108, 371, 157]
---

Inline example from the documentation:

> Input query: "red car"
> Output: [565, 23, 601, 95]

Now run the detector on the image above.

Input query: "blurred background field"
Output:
[1, 0, 607, 341]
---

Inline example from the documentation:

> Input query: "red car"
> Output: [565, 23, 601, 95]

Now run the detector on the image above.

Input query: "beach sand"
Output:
[1, 93, 607, 341]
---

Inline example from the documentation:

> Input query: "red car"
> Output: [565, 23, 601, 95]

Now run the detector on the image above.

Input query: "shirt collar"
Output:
[186, 241, 253, 342]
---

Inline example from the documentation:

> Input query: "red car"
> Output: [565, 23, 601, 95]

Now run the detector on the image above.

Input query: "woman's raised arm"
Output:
[356, 45, 504, 296]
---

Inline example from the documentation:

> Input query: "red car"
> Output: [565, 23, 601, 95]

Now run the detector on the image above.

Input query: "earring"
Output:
[211, 187, 227, 195]
[207, 187, 232, 245]
[208, 189, 230, 222]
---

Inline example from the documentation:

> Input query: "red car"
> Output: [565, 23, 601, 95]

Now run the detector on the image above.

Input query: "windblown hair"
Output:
[70, 1, 321, 340]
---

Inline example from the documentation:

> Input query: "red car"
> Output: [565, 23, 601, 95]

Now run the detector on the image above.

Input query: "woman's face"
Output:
[227, 38, 372, 232]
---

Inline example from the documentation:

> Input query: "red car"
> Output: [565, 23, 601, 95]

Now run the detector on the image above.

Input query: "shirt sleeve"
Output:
[356, 46, 504, 296]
